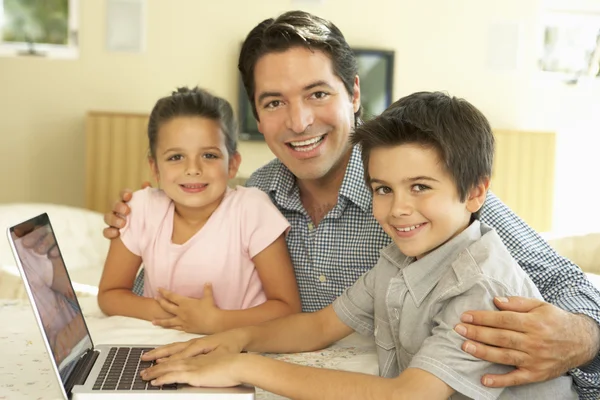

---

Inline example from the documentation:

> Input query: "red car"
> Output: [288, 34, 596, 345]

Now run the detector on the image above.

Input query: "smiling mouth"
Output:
[287, 135, 326, 152]
[180, 183, 207, 189]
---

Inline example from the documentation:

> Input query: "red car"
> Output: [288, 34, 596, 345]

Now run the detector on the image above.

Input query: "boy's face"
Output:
[149, 116, 240, 213]
[369, 144, 486, 259]
[253, 47, 360, 182]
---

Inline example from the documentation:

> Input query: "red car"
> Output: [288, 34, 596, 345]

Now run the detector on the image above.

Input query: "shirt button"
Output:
[394, 309, 400, 319]
[318, 275, 327, 283]
[307, 222, 315, 232]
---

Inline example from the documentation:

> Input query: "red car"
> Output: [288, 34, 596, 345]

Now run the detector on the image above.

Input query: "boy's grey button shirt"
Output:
[135, 145, 600, 397]
[333, 221, 578, 399]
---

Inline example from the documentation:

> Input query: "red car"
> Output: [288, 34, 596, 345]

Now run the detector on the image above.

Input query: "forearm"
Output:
[216, 299, 298, 332]
[240, 308, 348, 354]
[234, 354, 397, 400]
[98, 290, 170, 321]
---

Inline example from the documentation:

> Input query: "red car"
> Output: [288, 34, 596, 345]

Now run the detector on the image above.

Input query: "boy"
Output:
[139, 92, 577, 399]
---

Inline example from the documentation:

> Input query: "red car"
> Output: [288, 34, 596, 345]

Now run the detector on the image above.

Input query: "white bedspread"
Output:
[0, 297, 378, 400]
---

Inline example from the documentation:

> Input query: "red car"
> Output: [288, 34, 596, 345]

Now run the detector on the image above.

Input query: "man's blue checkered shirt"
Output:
[133, 146, 600, 397]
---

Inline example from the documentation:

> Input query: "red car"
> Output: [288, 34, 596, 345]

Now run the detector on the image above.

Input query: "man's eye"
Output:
[312, 91, 329, 99]
[265, 100, 282, 109]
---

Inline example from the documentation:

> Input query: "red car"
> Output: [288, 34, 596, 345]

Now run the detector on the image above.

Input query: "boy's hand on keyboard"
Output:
[153, 284, 222, 334]
[140, 352, 245, 388]
[140, 328, 248, 363]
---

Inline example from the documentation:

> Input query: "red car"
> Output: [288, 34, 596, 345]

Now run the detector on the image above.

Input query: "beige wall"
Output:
[0, 0, 598, 232]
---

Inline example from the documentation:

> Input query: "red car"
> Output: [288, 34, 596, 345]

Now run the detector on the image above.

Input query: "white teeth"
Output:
[290, 135, 325, 147]
[182, 184, 205, 188]
[395, 224, 422, 232]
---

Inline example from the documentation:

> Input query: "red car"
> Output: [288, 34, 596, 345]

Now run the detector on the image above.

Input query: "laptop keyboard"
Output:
[92, 347, 177, 391]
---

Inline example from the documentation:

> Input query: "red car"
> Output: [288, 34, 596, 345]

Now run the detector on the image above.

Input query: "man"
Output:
[103, 10, 600, 397]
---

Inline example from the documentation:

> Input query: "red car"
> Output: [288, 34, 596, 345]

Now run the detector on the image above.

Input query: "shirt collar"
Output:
[265, 145, 372, 214]
[380, 220, 486, 306]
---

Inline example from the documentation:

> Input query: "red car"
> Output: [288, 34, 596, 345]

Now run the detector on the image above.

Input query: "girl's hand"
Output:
[153, 284, 222, 334]
[140, 352, 246, 388]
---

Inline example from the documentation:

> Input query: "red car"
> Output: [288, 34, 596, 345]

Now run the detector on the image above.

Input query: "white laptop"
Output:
[7, 212, 255, 399]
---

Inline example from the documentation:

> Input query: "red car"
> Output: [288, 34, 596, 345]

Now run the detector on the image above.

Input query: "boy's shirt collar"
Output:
[266, 145, 372, 214]
[380, 220, 491, 306]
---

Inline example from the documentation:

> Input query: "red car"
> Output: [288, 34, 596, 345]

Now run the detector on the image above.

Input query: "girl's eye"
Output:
[412, 184, 430, 192]
[374, 186, 392, 195]
[168, 154, 183, 161]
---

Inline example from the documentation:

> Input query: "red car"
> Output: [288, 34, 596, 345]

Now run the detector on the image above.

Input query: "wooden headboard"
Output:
[85, 112, 556, 232]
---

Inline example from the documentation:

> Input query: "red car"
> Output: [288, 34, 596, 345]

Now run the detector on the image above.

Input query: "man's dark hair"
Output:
[238, 10, 360, 125]
[351, 91, 494, 217]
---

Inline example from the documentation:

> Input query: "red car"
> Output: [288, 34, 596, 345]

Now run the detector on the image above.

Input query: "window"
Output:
[0, 0, 78, 58]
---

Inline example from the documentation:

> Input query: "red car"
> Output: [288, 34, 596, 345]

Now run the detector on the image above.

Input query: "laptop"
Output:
[7, 213, 255, 399]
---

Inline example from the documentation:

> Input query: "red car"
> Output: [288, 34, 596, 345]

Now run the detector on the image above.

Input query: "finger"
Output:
[459, 310, 528, 333]
[102, 227, 120, 240]
[104, 210, 126, 229]
[141, 361, 185, 381]
[481, 369, 538, 388]
[455, 322, 530, 352]
[203, 283, 214, 302]
[141, 342, 189, 361]
[158, 288, 184, 305]
[119, 188, 134, 203]
[156, 297, 179, 314]
[460, 338, 531, 367]
[141, 181, 153, 189]
[150, 371, 201, 387]
[152, 317, 182, 328]
[492, 296, 546, 313]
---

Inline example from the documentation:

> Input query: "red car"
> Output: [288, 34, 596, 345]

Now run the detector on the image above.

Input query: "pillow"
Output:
[0, 203, 109, 273]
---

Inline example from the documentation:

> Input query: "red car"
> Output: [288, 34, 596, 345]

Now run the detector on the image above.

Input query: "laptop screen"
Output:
[8, 213, 93, 383]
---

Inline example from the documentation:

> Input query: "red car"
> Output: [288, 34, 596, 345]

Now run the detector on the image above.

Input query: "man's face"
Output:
[253, 47, 360, 181]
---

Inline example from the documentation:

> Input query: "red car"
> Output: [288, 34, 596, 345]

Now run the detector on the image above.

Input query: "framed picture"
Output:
[538, 11, 600, 80]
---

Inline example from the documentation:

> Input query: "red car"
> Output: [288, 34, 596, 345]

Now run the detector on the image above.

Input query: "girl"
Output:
[98, 87, 301, 334]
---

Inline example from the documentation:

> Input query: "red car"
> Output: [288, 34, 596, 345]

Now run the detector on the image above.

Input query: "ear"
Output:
[148, 157, 160, 183]
[351, 75, 361, 114]
[465, 177, 490, 214]
[228, 152, 242, 179]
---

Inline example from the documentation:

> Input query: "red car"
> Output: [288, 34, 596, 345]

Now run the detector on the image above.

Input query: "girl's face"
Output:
[149, 116, 240, 216]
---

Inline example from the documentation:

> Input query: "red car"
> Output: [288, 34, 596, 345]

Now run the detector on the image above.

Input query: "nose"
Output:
[185, 158, 202, 176]
[285, 100, 314, 134]
[391, 192, 413, 218]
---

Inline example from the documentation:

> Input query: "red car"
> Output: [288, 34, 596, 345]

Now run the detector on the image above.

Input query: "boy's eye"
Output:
[203, 153, 219, 160]
[167, 154, 183, 161]
[374, 186, 392, 195]
[412, 184, 430, 192]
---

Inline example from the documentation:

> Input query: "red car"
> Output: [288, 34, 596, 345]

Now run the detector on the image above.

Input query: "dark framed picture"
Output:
[238, 47, 395, 141]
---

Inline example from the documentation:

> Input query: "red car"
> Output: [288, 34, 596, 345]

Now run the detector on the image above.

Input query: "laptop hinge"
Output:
[65, 349, 100, 397]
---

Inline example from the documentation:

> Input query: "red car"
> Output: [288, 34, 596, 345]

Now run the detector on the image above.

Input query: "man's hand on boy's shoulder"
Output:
[102, 182, 152, 239]
[454, 296, 600, 387]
